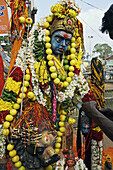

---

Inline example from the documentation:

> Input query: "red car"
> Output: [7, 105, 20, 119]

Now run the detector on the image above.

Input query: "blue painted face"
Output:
[51, 30, 72, 55]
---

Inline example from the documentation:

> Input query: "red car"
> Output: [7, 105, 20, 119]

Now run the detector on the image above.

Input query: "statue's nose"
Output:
[61, 40, 66, 47]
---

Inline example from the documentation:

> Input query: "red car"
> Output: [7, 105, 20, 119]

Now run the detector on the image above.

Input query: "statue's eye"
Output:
[55, 36, 62, 43]
[65, 40, 70, 46]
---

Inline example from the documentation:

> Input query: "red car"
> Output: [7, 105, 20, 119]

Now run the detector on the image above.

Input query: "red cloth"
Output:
[82, 91, 96, 102]
[0, 54, 4, 97]
[7, 161, 13, 170]
[0, 111, 9, 124]
[92, 130, 103, 141]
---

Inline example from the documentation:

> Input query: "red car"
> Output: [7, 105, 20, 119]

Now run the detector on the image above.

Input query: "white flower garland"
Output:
[28, 23, 47, 106]
[15, 24, 47, 106]
[16, 45, 47, 106]
[91, 139, 103, 170]
[75, 158, 88, 170]
[55, 157, 88, 170]
[0, 125, 6, 159]
[42, 72, 90, 103]
[61, 73, 89, 102]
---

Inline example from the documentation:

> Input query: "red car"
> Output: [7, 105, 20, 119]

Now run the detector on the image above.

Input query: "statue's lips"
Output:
[57, 48, 64, 52]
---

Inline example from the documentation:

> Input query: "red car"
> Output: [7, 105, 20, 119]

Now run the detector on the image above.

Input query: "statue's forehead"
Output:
[52, 30, 72, 39]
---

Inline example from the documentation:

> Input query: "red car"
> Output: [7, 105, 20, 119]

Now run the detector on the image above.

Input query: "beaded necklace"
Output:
[45, 28, 77, 88]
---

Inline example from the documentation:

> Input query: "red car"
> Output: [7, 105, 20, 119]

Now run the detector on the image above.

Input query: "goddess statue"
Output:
[0, 0, 96, 169]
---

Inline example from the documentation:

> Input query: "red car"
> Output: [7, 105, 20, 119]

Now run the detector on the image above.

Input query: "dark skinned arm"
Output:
[82, 101, 113, 141]
[99, 108, 113, 121]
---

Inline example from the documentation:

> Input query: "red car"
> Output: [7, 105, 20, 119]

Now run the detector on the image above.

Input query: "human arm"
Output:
[82, 101, 113, 141]
[98, 107, 113, 121]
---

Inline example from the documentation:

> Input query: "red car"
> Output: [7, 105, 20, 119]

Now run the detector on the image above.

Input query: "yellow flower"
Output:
[79, 50, 82, 55]
[57, 14, 65, 18]
[68, 9, 77, 18]
[76, 60, 82, 69]
[5, 77, 22, 94]
[35, 57, 66, 84]
[35, 60, 49, 84]
[50, 4, 78, 20]
[51, 4, 63, 14]
[34, 61, 39, 69]
[74, 29, 79, 37]
[0, 99, 13, 111]
[93, 126, 101, 132]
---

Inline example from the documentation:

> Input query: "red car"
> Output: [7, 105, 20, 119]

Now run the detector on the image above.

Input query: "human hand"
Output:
[82, 101, 97, 118]
[82, 101, 97, 112]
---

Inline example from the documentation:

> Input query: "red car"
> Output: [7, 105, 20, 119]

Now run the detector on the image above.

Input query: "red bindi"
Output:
[63, 34, 68, 38]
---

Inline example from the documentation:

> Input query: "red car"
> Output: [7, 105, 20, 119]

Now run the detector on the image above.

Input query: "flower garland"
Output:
[51, 2, 79, 19]
[55, 157, 88, 169]
[15, 38, 47, 106]
[41, 72, 89, 103]
[5, 77, 21, 94]
[2, 65, 35, 170]
[91, 139, 103, 169]
[0, 125, 6, 159]
[57, 73, 90, 102]
[75, 158, 88, 169]
[0, 99, 13, 111]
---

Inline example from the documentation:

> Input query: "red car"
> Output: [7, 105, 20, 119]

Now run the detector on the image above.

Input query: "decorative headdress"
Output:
[50, 16, 76, 35]
[49, 0, 80, 35]
[44, 0, 84, 51]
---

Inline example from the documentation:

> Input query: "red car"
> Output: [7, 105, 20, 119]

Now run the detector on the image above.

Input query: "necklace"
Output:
[44, 29, 78, 88]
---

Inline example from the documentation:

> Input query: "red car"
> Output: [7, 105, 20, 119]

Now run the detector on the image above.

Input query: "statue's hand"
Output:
[99, 108, 113, 121]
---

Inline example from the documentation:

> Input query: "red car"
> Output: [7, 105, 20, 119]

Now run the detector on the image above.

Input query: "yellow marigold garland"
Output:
[34, 56, 66, 85]
[0, 99, 13, 111]
[51, 4, 78, 19]
[5, 77, 22, 94]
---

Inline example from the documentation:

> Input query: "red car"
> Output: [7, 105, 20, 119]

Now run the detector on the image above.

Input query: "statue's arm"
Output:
[82, 101, 113, 141]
